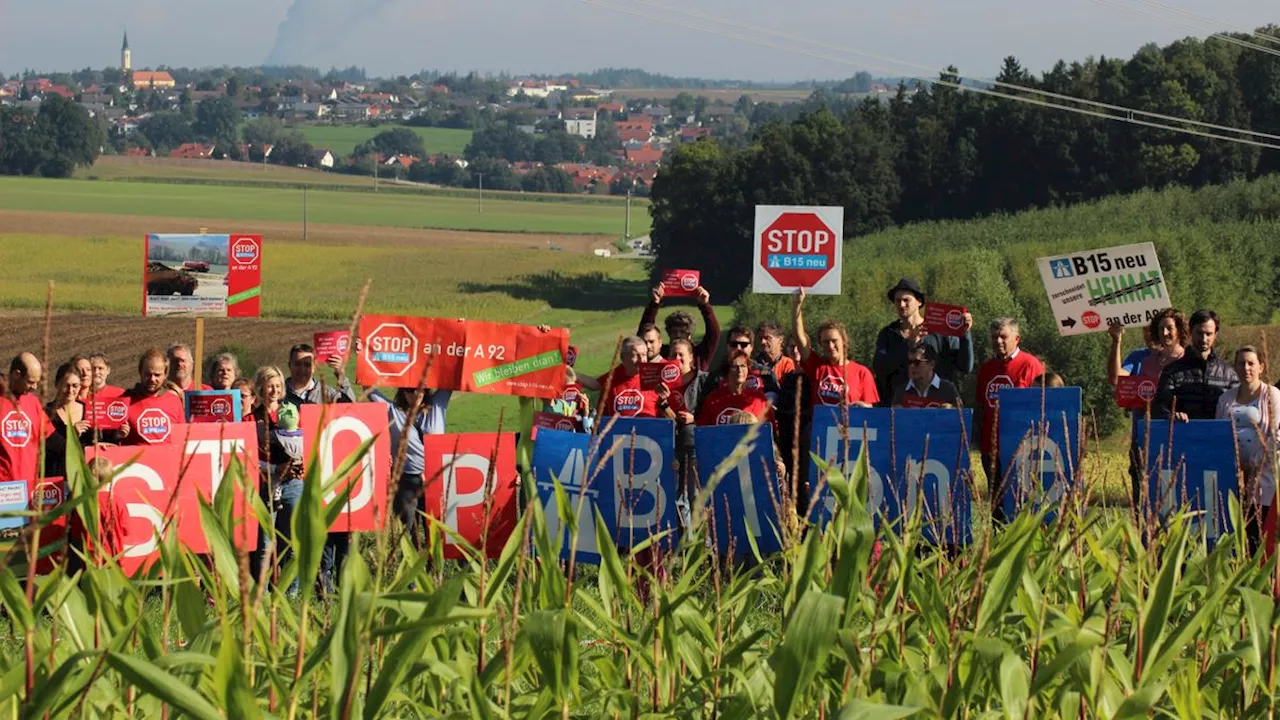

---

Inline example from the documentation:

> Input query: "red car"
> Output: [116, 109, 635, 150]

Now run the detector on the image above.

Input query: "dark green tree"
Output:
[193, 96, 241, 145]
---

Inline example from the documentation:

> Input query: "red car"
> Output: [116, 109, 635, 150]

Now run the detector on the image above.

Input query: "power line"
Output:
[582, 0, 1280, 146]
[620, 0, 1280, 142]
[1118, 0, 1280, 47]
[577, 0, 1280, 151]
[1085, 0, 1280, 58]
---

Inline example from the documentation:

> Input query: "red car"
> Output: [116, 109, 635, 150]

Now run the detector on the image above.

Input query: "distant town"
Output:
[0, 32, 913, 196]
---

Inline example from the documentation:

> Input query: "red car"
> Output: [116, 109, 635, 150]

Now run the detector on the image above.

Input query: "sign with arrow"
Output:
[1037, 242, 1170, 337]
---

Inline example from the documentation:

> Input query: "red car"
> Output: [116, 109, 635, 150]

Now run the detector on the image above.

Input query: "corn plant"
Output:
[2, 422, 1280, 719]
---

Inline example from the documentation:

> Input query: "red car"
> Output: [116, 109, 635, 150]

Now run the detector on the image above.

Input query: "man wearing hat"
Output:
[872, 278, 974, 407]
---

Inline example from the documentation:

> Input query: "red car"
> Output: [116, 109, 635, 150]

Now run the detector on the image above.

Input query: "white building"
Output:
[564, 118, 597, 138]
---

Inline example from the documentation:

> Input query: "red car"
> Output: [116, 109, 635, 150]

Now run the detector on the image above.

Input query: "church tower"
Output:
[121, 32, 131, 74]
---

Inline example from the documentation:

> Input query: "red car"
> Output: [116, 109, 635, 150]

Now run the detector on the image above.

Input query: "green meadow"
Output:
[0, 176, 649, 236]
[293, 125, 473, 157]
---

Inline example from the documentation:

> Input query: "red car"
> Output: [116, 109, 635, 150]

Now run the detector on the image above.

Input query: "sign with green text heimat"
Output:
[1038, 242, 1169, 337]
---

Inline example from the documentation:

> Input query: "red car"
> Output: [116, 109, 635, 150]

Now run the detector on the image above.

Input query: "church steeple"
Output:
[121, 31, 129, 51]
[121, 31, 131, 74]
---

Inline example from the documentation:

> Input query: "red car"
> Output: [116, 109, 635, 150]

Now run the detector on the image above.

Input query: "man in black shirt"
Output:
[1155, 309, 1239, 421]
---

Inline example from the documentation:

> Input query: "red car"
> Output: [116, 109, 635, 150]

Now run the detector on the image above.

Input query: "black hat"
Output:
[886, 277, 926, 304]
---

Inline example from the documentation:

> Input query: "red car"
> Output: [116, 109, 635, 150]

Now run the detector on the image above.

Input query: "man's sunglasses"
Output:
[730, 341, 751, 348]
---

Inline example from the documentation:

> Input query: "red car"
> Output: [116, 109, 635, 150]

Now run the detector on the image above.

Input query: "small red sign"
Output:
[922, 303, 968, 338]
[533, 412, 581, 435]
[186, 391, 240, 424]
[639, 361, 683, 391]
[1082, 311, 1102, 329]
[661, 269, 701, 298]
[314, 331, 351, 362]
[1115, 375, 1159, 410]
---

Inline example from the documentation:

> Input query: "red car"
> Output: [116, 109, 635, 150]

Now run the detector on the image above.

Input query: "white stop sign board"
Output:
[752, 205, 844, 295]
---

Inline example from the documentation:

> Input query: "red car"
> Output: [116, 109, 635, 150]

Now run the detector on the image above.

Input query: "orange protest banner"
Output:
[356, 316, 569, 399]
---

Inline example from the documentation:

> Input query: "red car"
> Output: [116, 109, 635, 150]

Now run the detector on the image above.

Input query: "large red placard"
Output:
[301, 403, 391, 533]
[422, 433, 518, 559]
[357, 316, 569, 399]
[86, 422, 260, 575]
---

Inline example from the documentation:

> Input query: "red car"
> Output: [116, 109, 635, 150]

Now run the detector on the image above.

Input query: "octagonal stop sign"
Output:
[752, 205, 844, 295]
[363, 323, 419, 379]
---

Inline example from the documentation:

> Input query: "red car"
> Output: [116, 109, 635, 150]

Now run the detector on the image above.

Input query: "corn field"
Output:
[3, 427, 1280, 719]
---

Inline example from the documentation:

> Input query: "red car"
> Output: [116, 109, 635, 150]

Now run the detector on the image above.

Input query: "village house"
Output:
[311, 149, 335, 169]
[132, 71, 176, 89]
[170, 142, 215, 159]
[625, 143, 664, 165]
[563, 108, 597, 139]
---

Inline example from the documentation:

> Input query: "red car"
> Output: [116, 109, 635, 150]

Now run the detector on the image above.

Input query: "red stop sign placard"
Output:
[364, 322, 419, 378]
[753, 206, 844, 295]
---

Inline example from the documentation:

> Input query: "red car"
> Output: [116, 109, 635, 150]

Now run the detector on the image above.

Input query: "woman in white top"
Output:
[1215, 345, 1280, 551]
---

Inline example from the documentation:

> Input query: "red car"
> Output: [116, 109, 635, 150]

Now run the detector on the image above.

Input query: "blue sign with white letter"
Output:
[1136, 419, 1239, 545]
[997, 387, 1082, 520]
[694, 423, 784, 556]
[531, 418, 678, 565]
[809, 407, 974, 545]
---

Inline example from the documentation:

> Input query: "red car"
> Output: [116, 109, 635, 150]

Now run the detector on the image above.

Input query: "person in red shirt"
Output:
[121, 349, 185, 446]
[698, 352, 771, 426]
[579, 336, 659, 419]
[82, 353, 127, 439]
[0, 353, 55, 485]
[792, 288, 880, 410]
[976, 317, 1045, 510]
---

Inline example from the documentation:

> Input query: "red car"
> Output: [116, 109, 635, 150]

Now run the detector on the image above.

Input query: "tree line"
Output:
[0, 97, 102, 177]
[650, 27, 1280, 299]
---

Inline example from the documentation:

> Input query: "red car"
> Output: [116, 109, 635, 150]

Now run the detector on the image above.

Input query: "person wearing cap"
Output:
[872, 278, 973, 408]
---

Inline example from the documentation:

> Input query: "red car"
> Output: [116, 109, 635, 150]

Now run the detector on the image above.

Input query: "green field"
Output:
[0, 176, 649, 236]
[293, 125, 473, 157]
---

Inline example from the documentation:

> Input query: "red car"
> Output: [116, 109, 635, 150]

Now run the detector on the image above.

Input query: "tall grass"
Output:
[3, 415, 1278, 718]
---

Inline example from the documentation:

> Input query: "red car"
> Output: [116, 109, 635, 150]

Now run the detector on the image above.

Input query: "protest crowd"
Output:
[1, 272, 1272, 592]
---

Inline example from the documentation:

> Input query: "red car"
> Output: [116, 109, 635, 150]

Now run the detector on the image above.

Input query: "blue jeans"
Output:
[320, 532, 349, 594]
[249, 476, 304, 595]
[275, 478, 305, 595]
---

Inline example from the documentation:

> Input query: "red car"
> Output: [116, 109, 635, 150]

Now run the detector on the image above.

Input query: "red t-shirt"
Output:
[123, 389, 185, 445]
[597, 367, 659, 418]
[83, 385, 128, 431]
[697, 387, 771, 426]
[802, 354, 880, 407]
[0, 393, 54, 484]
[976, 349, 1045, 455]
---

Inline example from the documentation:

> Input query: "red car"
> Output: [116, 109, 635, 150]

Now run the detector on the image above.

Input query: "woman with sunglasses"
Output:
[698, 351, 771, 425]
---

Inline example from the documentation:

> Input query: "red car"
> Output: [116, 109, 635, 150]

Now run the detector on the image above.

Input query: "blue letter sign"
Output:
[997, 387, 1082, 521]
[694, 423, 784, 557]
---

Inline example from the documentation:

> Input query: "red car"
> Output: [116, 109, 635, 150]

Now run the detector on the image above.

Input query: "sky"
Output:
[1, 0, 1275, 82]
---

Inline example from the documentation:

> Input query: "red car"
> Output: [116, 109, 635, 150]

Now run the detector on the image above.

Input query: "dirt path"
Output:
[0, 210, 611, 252]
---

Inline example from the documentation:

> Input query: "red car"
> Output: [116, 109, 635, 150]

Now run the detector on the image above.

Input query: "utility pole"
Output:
[302, 186, 308, 241]
[625, 188, 632, 240]
[374, 157, 379, 192]
[477, 172, 484, 214]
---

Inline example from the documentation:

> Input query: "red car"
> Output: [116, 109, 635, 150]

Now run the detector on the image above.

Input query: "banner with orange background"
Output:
[356, 315, 569, 399]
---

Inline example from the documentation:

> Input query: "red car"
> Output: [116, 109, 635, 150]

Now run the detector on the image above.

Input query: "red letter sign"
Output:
[301, 403, 391, 533]
[422, 433, 518, 559]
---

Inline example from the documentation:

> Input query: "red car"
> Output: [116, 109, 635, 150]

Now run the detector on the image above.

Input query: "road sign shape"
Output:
[753, 206, 844, 295]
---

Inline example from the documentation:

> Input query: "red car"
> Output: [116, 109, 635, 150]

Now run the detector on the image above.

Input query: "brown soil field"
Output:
[0, 210, 611, 252]
[0, 311, 339, 383]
